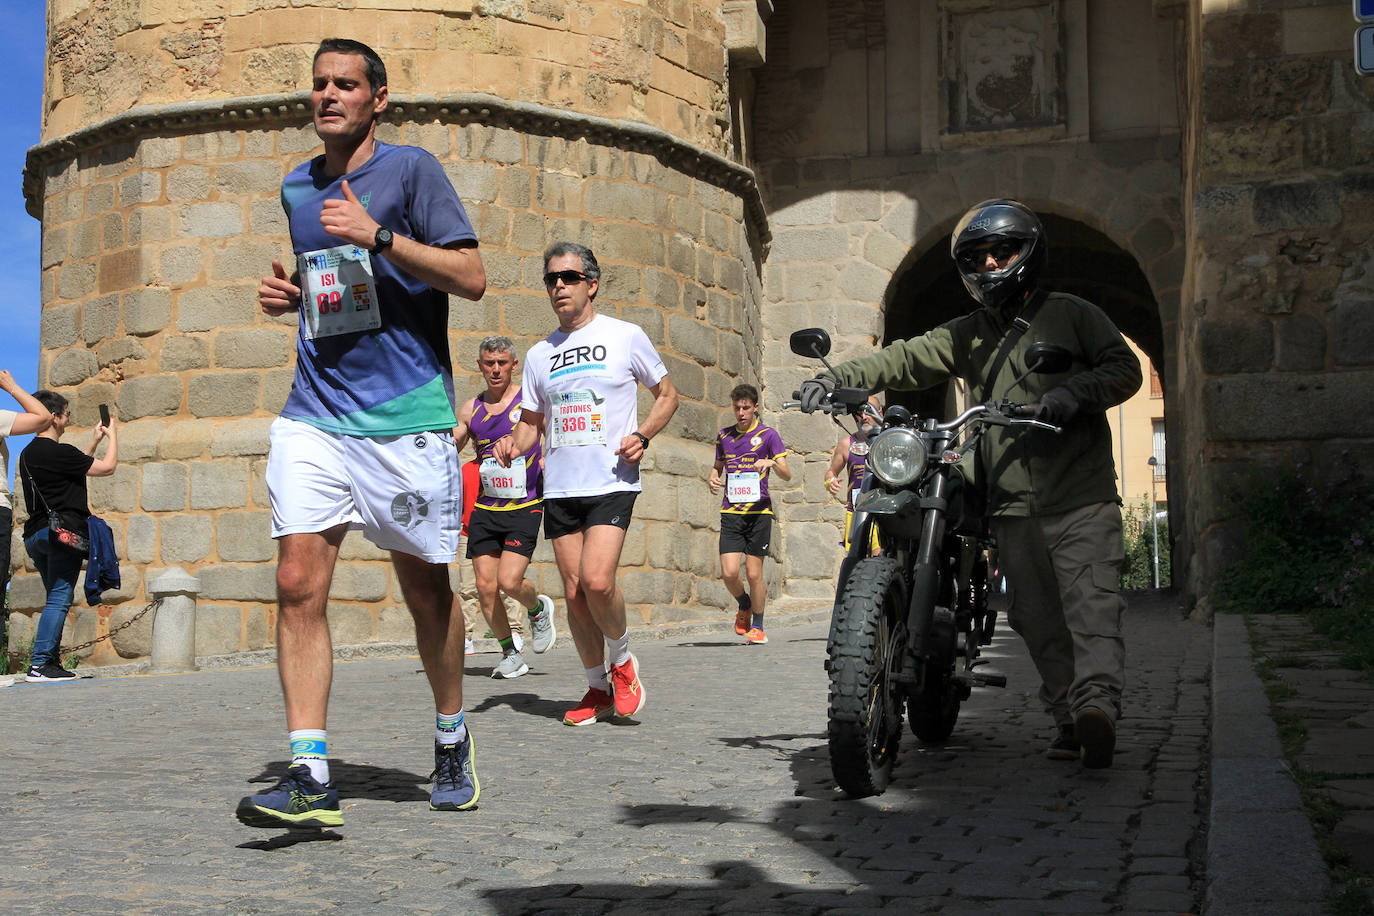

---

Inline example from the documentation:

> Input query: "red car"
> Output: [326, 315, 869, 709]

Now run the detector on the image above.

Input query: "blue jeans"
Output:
[24, 528, 82, 669]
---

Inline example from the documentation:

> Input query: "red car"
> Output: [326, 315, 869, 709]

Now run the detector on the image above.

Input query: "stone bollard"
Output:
[149, 567, 201, 673]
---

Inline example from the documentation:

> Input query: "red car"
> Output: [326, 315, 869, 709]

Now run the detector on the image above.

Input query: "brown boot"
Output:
[1075, 707, 1116, 769]
[1045, 723, 1079, 760]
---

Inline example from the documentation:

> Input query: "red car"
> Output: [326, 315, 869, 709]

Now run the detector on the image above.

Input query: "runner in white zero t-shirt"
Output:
[493, 242, 679, 726]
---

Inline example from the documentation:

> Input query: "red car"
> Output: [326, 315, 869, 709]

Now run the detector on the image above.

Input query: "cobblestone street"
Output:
[1, 594, 1210, 914]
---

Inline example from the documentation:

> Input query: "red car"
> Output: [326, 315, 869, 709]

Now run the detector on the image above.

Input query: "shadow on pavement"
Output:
[236, 828, 344, 851]
[243, 759, 430, 803]
[477, 860, 879, 915]
[470, 690, 576, 722]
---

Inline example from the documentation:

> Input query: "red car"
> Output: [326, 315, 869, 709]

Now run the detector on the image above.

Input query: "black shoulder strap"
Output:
[979, 289, 1047, 403]
[19, 451, 53, 515]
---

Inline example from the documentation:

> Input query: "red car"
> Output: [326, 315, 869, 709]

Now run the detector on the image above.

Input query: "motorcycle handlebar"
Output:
[783, 394, 1060, 434]
[934, 403, 1061, 435]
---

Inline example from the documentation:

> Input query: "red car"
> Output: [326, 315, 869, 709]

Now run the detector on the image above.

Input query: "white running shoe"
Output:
[492, 650, 529, 679]
[530, 594, 557, 654]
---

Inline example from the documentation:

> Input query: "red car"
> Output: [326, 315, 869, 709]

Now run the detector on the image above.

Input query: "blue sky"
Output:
[2, 1, 45, 486]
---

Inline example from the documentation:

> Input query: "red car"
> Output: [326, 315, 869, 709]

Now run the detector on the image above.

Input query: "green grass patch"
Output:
[1232, 463, 1374, 916]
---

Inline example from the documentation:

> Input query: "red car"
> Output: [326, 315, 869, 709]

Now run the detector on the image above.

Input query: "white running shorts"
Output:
[266, 416, 462, 563]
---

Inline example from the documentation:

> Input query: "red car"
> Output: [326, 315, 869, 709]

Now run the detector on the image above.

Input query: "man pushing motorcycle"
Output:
[798, 199, 1142, 769]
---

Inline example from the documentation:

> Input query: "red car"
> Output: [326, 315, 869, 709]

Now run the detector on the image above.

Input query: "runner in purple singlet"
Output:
[826, 396, 882, 552]
[454, 336, 558, 679]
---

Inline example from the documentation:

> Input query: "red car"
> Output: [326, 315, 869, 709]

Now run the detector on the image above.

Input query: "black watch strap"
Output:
[370, 226, 394, 256]
[632, 431, 650, 450]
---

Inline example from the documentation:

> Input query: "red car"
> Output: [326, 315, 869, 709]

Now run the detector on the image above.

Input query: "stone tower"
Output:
[17, 1, 772, 665]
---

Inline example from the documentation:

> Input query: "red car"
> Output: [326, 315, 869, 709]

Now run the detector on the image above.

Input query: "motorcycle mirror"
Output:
[1025, 342, 1072, 375]
[789, 328, 832, 359]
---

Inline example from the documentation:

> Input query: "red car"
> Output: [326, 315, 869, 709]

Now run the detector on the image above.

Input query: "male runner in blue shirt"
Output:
[236, 38, 487, 828]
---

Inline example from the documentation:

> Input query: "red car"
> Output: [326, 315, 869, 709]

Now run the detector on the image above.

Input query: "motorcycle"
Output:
[786, 328, 1070, 797]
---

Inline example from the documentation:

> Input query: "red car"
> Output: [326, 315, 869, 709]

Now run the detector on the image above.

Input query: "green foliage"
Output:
[1213, 468, 1374, 668]
[1120, 503, 1170, 590]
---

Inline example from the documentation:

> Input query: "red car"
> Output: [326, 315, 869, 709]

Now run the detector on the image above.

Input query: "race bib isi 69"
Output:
[298, 244, 382, 340]
[548, 389, 606, 448]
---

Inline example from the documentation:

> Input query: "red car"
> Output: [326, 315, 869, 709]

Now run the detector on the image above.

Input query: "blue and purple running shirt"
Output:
[714, 420, 788, 515]
[279, 141, 476, 436]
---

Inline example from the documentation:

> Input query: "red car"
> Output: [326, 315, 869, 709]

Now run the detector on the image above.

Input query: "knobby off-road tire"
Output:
[828, 556, 906, 798]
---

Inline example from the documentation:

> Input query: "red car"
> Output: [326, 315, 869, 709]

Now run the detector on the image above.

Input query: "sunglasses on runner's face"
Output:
[956, 239, 1022, 270]
[543, 269, 588, 287]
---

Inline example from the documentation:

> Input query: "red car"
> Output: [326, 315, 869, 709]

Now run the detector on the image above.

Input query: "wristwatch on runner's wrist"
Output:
[632, 432, 650, 451]
[370, 226, 394, 256]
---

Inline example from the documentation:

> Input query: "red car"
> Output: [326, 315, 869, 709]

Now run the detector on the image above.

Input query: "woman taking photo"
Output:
[18, 391, 117, 682]
[0, 370, 52, 651]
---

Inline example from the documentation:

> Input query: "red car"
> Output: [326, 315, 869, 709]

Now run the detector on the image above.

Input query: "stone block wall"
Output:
[44, 0, 730, 155]
[1177, 2, 1374, 595]
[16, 97, 765, 666]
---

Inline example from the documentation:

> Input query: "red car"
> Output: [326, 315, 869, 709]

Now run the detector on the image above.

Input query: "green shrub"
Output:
[1121, 502, 1170, 590]
[1212, 467, 1374, 668]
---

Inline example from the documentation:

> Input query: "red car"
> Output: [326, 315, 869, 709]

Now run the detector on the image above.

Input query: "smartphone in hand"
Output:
[99, 403, 110, 426]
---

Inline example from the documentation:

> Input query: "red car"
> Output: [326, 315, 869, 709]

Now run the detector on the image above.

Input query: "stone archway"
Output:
[886, 211, 1164, 367]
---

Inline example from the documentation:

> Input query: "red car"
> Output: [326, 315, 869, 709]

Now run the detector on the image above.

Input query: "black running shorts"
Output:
[543, 492, 638, 539]
[719, 512, 773, 557]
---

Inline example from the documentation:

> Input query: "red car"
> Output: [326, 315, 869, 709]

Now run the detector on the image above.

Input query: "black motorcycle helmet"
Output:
[949, 199, 1046, 309]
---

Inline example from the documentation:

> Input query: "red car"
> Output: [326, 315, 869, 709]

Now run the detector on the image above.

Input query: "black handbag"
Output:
[21, 454, 89, 558]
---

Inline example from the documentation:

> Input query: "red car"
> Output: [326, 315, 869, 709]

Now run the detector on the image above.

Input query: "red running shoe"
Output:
[734, 607, 750, 636]
[609, 653, 647, 718]
[563, 687, 614, 726]
[746, 627, 768, 645]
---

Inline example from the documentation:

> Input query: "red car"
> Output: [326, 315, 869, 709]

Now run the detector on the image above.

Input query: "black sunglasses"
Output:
[543, 269, 588, 287]
[956, 239, 1022, 270]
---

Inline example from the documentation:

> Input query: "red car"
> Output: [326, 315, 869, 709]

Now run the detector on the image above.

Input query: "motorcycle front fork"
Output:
[900, 529, 1002, 691]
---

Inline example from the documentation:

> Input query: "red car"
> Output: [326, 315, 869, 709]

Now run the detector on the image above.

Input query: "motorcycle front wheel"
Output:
[827, 556, 907, 797]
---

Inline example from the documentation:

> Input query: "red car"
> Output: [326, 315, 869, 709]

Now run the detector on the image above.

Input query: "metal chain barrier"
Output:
[4, 596, 163, 666]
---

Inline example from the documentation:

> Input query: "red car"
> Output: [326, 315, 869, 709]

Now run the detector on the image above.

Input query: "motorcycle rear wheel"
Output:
[909, 671, 961, 743]
[828, 556, 906, 797]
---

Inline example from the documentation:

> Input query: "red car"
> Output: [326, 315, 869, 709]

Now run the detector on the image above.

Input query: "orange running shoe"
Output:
[609, 653, 647, 718]
[746, 627, 768, 645]
[563, 687, 614, 726]
[734, 606, 750, 636]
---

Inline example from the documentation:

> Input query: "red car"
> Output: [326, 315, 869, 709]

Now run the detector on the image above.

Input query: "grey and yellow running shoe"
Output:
[430, 736, 480, 810]
[235, 764, 342, 829]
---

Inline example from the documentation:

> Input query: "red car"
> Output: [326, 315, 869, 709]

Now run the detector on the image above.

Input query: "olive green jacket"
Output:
[826, 291, 1142, 518]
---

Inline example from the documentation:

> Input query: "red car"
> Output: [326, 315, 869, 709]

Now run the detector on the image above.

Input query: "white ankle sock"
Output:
[288, 729, 329, 784]
[605, 632, 630, 668]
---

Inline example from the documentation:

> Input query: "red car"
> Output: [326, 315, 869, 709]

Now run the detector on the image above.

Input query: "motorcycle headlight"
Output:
[868, 427, 925, 487]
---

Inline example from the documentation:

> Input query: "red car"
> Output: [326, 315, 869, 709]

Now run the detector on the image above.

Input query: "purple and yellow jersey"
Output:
[279, 142, 476, 436]
[469, 388, 543, 510]
[845, 435, 870, 510]
[715, 420, 787, 515]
